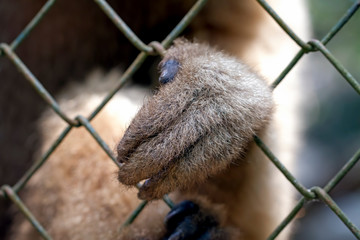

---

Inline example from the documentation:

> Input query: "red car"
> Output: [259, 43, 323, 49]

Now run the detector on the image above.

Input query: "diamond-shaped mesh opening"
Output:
[0, 0, 359, 239]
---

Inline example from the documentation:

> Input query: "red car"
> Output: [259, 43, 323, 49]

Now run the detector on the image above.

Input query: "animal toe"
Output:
[162, 200, 227, 240]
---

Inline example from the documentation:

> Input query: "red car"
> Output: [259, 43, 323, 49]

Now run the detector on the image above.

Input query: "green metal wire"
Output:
[267, 198, 307, 240]
[13, 126, 73, 193]
[312, 187, 360, 239]
[10, 0, 57, 51]
[0, 44, 79, 126]
[321, 1, 360, 45]
[1, 185, 52, 240]
[271, 49, 305, 89]
[309, 40, 360, 94]
[255, 0, 312, 51]
[268, 148, 360, 239]
[324, 148, 360, 193]
[121, 200, 148, 228]
[254, 136, 316, 199]
[76, 115, 121, 168]
[94, 0, 153, 53]
[161, 0, 209, 48]
[162, 194, 175, 209]
[88, 52, 148, 121]
[1, 0, 360, 239]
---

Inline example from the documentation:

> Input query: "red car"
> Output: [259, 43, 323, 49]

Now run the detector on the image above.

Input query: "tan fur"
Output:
[117, 40, 273, 200]
[10, 0, 310, 239]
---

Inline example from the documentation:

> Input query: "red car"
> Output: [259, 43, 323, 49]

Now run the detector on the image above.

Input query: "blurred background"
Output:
[293, 0, 360, 239]
[0, 0, 358, 239]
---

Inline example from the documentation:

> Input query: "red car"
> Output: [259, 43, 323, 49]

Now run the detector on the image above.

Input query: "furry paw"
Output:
[162, 200, 228, 240]
[116, 40, 272, 200]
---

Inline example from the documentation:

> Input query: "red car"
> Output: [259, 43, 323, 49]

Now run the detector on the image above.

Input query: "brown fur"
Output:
[7, 0, 310, 239]
[117, 40, 273, 200]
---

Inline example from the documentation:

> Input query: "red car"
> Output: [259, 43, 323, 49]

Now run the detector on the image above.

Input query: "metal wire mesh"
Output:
[0, 0, 359, 239]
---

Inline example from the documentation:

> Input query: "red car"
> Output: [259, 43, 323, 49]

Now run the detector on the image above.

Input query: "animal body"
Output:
[4, 0, 310, 239]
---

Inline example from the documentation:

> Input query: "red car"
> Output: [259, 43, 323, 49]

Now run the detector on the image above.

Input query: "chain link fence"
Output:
[0, 0, 359, 239]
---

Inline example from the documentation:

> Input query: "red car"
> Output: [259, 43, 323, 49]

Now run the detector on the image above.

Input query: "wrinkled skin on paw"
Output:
[116, 39, 273, 200]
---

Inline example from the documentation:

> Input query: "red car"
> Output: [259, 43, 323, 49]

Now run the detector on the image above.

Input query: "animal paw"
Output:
[116, 40, 272, 200]
[162, 200, 228, 240]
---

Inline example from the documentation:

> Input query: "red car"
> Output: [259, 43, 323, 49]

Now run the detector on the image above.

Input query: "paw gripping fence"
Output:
[1, 0, 359, 239]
